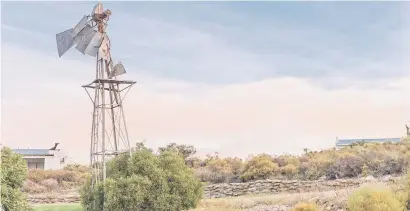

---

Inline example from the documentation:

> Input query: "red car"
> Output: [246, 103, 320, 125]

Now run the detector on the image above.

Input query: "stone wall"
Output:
[28, 193, 80, 204]
[28, 176, 400, 204]
[204, 176, 400, 198]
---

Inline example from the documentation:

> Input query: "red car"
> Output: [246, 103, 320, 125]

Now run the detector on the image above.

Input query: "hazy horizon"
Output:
[2, 2, 410, 164]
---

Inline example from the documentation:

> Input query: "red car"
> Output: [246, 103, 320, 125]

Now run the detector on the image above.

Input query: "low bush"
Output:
[27, 170, 47, 183]
[27, 169, 88, 184]
[23, 167, 90, 194]
[327, 153, 364, 179]
[22, 180, 47, 193]
[347, 184, 405, 211]
[48, 170, 79, 183]
[195, 167, 231, 183]
[241, 154, 279, 181]
[40, 178, 59, 191]
[63, 164, 90, 173]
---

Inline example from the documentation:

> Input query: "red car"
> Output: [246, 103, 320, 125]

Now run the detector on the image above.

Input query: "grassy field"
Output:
[33, 204, 82, 211]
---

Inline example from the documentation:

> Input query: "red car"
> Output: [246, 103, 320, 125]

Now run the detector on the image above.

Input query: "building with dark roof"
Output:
[12, 143, 67, 170]
[335, 137, 402, 149]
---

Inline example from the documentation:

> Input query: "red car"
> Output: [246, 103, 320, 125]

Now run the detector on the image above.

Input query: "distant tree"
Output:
[303, 148, 309, 154]
[1, 147, 32, 211]
[158, 143, 196, 160]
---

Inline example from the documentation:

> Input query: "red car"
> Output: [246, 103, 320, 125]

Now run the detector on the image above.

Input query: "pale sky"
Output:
[2, 2, 410, 164]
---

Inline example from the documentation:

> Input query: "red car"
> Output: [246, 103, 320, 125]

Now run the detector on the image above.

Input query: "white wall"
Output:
[45, 149, 67, 170]
[44, 156, 61, 170]
[23, 150, 67, 170]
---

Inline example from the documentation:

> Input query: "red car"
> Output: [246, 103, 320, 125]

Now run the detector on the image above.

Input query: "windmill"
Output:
[55, 3, 135, 190]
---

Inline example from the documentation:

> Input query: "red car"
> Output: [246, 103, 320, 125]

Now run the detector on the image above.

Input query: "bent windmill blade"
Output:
[55, 3, 127, 78]
[55, 9, 104, 58]
[56, 15, 88, 57]
[56, 29, 75, 57]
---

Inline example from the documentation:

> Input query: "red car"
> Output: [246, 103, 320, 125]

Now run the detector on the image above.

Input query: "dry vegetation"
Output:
[23, 164, 90, 194]
[193, 137, 410, 184]
[24, 138, 410, 194]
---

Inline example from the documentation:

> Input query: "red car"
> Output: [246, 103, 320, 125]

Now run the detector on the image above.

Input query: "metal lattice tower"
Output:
[82, 55, 135, 184]
[55, 3, 135, 188]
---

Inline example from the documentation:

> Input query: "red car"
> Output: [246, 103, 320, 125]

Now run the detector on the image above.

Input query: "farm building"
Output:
[335, 137, 402, 149]
[12, 143, 67, 170]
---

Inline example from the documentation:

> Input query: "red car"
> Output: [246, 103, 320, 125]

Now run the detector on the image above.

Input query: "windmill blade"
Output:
[74, 25, 96, 54]
[73, 24, 94, 45]
[56, 28, 75, 57]
[84, 32, 103, 57]
[72, 15, 88, 38]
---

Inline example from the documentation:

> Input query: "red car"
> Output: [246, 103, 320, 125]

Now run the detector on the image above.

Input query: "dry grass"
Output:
[191, 180, 406, 211]
[190, 188, 355, 211]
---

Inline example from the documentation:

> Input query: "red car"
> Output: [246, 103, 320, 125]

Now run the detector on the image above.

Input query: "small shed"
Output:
[12, 143, 67, 170]
[335, 137, 401, 149]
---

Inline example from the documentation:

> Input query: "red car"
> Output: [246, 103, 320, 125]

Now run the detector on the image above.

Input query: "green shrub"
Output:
[1, 147, 33, 211]
[158, 142, 197, 165]
[347, 184, 405, 211]
[80, 143, 203, 211]
[292, 202, 320, 211]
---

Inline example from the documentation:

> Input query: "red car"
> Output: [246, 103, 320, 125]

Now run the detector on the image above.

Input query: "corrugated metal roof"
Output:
[336, 138, 401, 146]
[12, 149, 53, 156]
